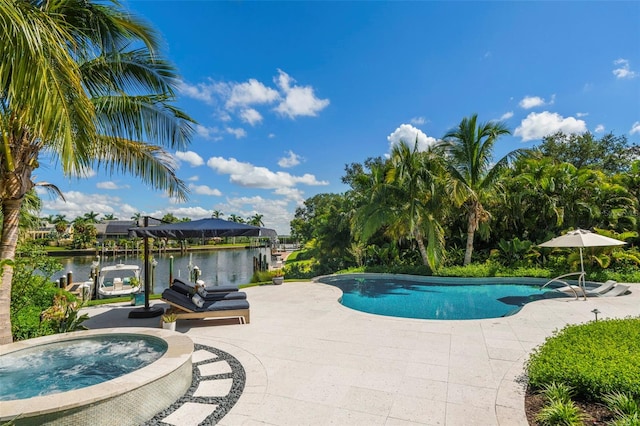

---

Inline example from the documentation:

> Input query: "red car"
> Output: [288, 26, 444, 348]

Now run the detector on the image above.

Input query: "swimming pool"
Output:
[316, 274, 563, 320]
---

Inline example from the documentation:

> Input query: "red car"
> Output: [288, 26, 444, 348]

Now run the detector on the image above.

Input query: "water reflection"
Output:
[52, 247, 271, 293]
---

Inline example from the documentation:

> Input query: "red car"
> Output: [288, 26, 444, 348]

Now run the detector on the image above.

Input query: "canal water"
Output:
[51, 247, 272, 294]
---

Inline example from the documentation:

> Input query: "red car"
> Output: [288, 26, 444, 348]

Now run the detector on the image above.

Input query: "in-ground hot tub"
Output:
[0, 328, 193, 426]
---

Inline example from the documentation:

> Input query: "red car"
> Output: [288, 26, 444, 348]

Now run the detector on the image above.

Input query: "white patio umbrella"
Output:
[538, 229, 626, 298]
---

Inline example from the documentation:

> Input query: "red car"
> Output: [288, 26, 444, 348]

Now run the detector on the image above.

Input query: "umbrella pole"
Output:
[579, 247, 587, 301]
[169, 255, 174, 286]
[129, 216, 164, 319]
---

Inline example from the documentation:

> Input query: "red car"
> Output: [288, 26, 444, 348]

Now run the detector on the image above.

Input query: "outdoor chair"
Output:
[170, 278, 244, 301]
[161, 287, 250, 324]
[601, 284, 630, 297]
[555, 280, 617, 298]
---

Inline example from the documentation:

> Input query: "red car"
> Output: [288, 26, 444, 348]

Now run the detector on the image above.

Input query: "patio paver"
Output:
[83, 280, 640, 425]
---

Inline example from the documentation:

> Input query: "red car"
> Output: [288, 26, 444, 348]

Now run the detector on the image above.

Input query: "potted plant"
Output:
[272, 269, 284, 285]
[161, 313, 177, 331]
[129, 277, 145, 305]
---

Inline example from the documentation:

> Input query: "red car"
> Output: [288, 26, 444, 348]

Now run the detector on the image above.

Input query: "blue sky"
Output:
[38, 1, 640, 234]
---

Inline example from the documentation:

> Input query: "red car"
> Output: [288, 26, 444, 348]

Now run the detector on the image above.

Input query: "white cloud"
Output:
[273, 187, 305, 203]
[149, 206, 212, 220]
[177, 79, 226, 104]
[630, 121, 640, 135]
[278, 150, 302, 168]
[207, 156, 329, 189]
[594, 124, 605, 133]
[576, 112, 589, 117]
[188, 183, 222, 196]
[268, 133, 276, 139]
[240, 108, 263, 126]
[410, 116, 426, 125]
[226, 127, 247, 139]
[69, 167, 96, 179]
[519, 94, 554, 109]
[514, 111, 587, 142]
[519, 96, 545, 109]
[175, 150, 204, 167]
[387, 124, 438, 152]
[612, 58, 638, 79]
[179, 70, 328, 129]
[217, 110, 232, 122]
[499, 111, 514, 120]
[226, 79, 280, 109]
[195, 124, 223, 141]
[41, 191, 131, 220]
[96, 181, 129, 190]
[216, 196, 292, 234]
[187, 176, 199, 181]
[274, 69, 330, 118]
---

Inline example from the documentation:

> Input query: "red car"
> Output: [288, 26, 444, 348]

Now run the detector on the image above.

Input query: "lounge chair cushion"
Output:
[170, 281, 246, 301]
[162, 288, 249, 312]
[172, 277, 239, 295]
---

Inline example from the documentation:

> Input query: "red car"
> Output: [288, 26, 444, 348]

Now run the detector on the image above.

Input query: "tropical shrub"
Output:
[40, 294, 89, 333]
[527, 318, 640, 400]
[603, 392, 640, 426]
[10, 244, 63, 341]
[535, 399, 588, 426]
[435, 262, 500, 277]
[250, 270, 275, 283]
[539, 382, 575, 404]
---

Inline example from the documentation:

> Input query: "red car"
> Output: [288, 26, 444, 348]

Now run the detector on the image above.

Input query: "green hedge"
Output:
[527, 318, 640, 400]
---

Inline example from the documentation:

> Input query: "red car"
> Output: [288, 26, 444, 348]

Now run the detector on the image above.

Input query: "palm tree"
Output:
[131, 212, 142, 225]
[211, 210, 224, 219]
[52, 214, 69, 236]
[248, 213, 264, 227]
[102, 213, 116, 221]
[83, 211, 100, 223]
[352, 140, 448, 270]
[228, 214, 242, 223]
[43, 214, 56, 225]
[0, 0, 195, 343]
[441, 114, 518, 265]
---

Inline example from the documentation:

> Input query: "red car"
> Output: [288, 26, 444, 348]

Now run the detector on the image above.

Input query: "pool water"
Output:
[319, 276, 558, 320]
[0, 334, 167, 400]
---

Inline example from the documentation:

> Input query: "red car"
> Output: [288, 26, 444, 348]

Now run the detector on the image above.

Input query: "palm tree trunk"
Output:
[463, 209, 477, 266]
[0, 198, 22, 344]
[414, 229, 429, 267]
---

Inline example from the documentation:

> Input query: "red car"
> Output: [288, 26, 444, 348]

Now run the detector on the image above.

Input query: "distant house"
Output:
[94, 220, 136, 242]
[26, 222, 57, 240]
[95, 218, 163, 242]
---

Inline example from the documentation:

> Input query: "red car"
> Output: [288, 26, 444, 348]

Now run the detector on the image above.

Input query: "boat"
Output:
[97, 263, 142, 299]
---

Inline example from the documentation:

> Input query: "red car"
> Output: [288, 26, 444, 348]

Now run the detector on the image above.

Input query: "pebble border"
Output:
[143, 343, 246, 426]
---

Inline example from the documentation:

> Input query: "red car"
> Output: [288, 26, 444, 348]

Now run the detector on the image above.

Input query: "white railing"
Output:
[540, 271, 587, 300]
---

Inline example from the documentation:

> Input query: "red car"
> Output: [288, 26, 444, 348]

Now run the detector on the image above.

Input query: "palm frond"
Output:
[92, 94, 194, 149]
[91, 136, 189, 201]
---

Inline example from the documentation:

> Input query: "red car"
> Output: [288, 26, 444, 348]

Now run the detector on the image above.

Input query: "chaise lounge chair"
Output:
[600, 284, 630, 297]
[555, 280, 617, 298]
[161, 287, 250, 325]
[170, 278, 245, 301]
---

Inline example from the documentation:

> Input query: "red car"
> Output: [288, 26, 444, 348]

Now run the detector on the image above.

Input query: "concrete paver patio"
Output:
[83, 281, 640, 425]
